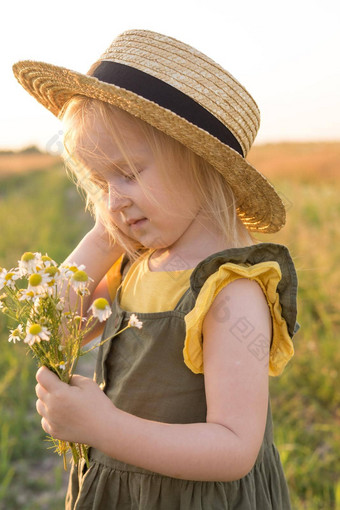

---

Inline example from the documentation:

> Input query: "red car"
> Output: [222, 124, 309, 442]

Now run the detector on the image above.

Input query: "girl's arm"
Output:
[61, 219, 128, 344]
[62, 221, 122, 311]
[36, 278, 271, 482]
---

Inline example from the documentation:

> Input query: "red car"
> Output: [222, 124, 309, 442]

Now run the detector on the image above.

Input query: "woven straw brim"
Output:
[12, 60, 286, 233]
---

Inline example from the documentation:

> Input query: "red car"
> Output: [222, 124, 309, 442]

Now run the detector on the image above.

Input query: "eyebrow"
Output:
[93, 157, 143, 179]
[112, 154, 147, 172]
[112, 156, 144, 167]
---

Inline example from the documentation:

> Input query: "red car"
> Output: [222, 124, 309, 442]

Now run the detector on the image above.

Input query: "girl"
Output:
[13, 29, 300, 509]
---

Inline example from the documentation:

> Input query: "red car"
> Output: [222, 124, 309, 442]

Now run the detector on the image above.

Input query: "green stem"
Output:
[82, 325, 131, 355]
[67, 351, 81, 383]
[63, 452, 67, 471]
[80, 444, 90, 468]
[79, 295, 83, 334]
[69, 442, 79, 465]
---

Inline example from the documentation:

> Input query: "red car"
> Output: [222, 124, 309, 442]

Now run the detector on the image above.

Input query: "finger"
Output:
[41, 417, 51, 435]
[36, 398, 46, 417]
[36, 366, 63, 391]
[68, 374, 90, 387]
[35, 382, 48, 401]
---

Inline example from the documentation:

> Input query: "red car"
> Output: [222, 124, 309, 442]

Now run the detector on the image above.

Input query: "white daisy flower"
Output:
[60, 262, 86, 279]
[59, 362, 66, 371]
[44, 265, 61, 282]
[18, 252, 42, 276]
[27, 272, 51, 295]
[128, 313, 143, 329]
[41, 266, 61, 296]
[88, 298, 112, 322]
[70, 270, 92, 294]
[8, 324, 24, 344]
[0, 268, 20, 290]
[18, 289, 36, 302]
[40, 254, 58, 268]
[24, 323, 51, 346]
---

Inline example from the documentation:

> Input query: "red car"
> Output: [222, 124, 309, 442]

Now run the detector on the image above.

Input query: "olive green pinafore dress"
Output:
[66, 242, 300, 509]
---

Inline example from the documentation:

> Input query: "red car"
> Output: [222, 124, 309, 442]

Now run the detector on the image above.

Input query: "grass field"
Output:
[0, 144, 339, 509]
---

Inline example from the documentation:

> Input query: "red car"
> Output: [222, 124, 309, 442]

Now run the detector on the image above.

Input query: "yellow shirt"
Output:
[106, 250, 295, 377]
[120, 250, 193, 313]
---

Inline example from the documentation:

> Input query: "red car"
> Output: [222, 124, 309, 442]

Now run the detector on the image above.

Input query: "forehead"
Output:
[78, 109, 151, 167]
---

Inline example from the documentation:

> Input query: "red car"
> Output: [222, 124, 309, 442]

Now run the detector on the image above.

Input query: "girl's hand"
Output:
[35, 366, 115, 446]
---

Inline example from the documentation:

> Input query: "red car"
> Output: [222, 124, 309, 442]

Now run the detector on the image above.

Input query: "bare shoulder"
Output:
[202, 277, 272, 473]
[202, 276, 272, 374]
[219, 276, 268, 303]
[204, 277, 271, 330]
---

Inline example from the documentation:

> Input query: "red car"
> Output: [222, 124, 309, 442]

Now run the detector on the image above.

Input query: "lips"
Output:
[127, 218, 145, 225]
[127, 218, 148, 228]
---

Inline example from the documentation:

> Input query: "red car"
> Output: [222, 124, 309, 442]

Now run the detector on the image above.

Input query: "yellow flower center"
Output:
[29, 273, 43, 286]
[68, 265, 78, 273]
[12, 329, 20, 336]
[5, 272, 14, 281]
[41, 255, 52, 262]
[93, 298, 109, 310]
[73, 270, 88, 283]
[29, 324, 42, 335]
[21, 252, 35, 262]
[45, 266, 59, 276]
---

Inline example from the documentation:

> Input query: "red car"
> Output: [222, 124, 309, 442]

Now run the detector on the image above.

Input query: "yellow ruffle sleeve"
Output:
[106, 254, 125, 302]
[183, 261, 295, 377]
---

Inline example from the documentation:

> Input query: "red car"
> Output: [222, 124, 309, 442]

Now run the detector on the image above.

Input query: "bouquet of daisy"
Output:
[0, 251, 142, 469]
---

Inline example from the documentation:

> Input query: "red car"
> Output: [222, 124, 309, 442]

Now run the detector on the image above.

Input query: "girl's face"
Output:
[82, 115, 205, 253]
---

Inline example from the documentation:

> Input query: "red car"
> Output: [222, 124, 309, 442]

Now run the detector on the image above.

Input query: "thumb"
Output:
[36, 365, 64, 391]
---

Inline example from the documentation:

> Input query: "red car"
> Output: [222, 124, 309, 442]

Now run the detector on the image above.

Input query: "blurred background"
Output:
[0, 1, 339, 508]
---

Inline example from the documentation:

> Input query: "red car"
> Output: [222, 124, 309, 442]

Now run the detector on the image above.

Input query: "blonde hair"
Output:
[60, 96, 258, 260]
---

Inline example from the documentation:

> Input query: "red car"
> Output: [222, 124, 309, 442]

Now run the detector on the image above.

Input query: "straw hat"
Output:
[12, 29, 285, 233]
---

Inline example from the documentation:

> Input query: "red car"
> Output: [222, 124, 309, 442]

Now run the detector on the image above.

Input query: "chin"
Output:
[142, 237, 170, 250]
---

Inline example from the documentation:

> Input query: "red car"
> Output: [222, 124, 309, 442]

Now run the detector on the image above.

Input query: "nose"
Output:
[108, 187, 132, 212]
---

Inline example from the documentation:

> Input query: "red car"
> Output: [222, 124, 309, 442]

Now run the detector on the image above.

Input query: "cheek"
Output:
[157, 174, 199, 211]
[111, 214, 129, 234]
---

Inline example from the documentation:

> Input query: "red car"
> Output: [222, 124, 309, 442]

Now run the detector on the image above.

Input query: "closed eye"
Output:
[123, 173, 137, 181]
[121, 168, 143, 182]
[89, 165, 143, 190]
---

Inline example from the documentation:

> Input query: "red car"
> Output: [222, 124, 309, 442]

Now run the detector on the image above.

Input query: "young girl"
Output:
[13, 29, 300, 509]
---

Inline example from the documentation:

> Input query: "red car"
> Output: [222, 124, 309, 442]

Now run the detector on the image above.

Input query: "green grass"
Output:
[0, 164, 339, 508]
[257, 177, 340, 510]
[0, 164, 92, 509]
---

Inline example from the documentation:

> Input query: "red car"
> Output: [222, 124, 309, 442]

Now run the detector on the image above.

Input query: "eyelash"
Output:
[123, 172, 137, 181]
[121, 166, 145, 182]
[93, 169, 141, 192]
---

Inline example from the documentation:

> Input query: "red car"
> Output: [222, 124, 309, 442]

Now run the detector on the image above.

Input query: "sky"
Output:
[2, 0, 339, 153]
